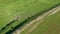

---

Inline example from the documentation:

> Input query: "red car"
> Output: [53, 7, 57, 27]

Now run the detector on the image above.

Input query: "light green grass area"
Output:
[0, 0, 60, 34]
[21, 11, 60, 34]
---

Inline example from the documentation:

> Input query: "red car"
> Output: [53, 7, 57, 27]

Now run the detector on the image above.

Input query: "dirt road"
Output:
[12, 5, 60, 34]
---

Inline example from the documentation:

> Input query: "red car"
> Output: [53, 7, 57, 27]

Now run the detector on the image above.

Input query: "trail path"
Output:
[12, 5, 60, 34]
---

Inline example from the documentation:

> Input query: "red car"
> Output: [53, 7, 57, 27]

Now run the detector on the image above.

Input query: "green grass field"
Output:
[31, 11, 60, 34]
[21, 11, 60, 34]
[0, 0, 60, 34]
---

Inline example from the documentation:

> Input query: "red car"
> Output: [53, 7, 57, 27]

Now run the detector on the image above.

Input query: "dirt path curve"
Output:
[12, 5, 60, 34]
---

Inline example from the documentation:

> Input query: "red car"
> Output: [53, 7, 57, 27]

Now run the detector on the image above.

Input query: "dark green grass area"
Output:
[0, 0, 60, 34]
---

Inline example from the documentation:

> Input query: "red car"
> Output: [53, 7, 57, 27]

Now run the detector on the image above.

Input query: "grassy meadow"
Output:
[0, 0, 60, 34]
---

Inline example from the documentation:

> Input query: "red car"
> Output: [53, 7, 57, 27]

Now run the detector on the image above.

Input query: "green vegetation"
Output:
[31, 11, 60, 34]
[21, 11, 60, 34]
[0, 0, 60, 34]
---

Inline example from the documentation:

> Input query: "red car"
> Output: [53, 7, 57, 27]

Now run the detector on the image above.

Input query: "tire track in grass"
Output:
[12, 5, 60, 34]
[28, 20, 43, 34]
[48, 6, 60, 16]
[28, 6, 60, 34]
